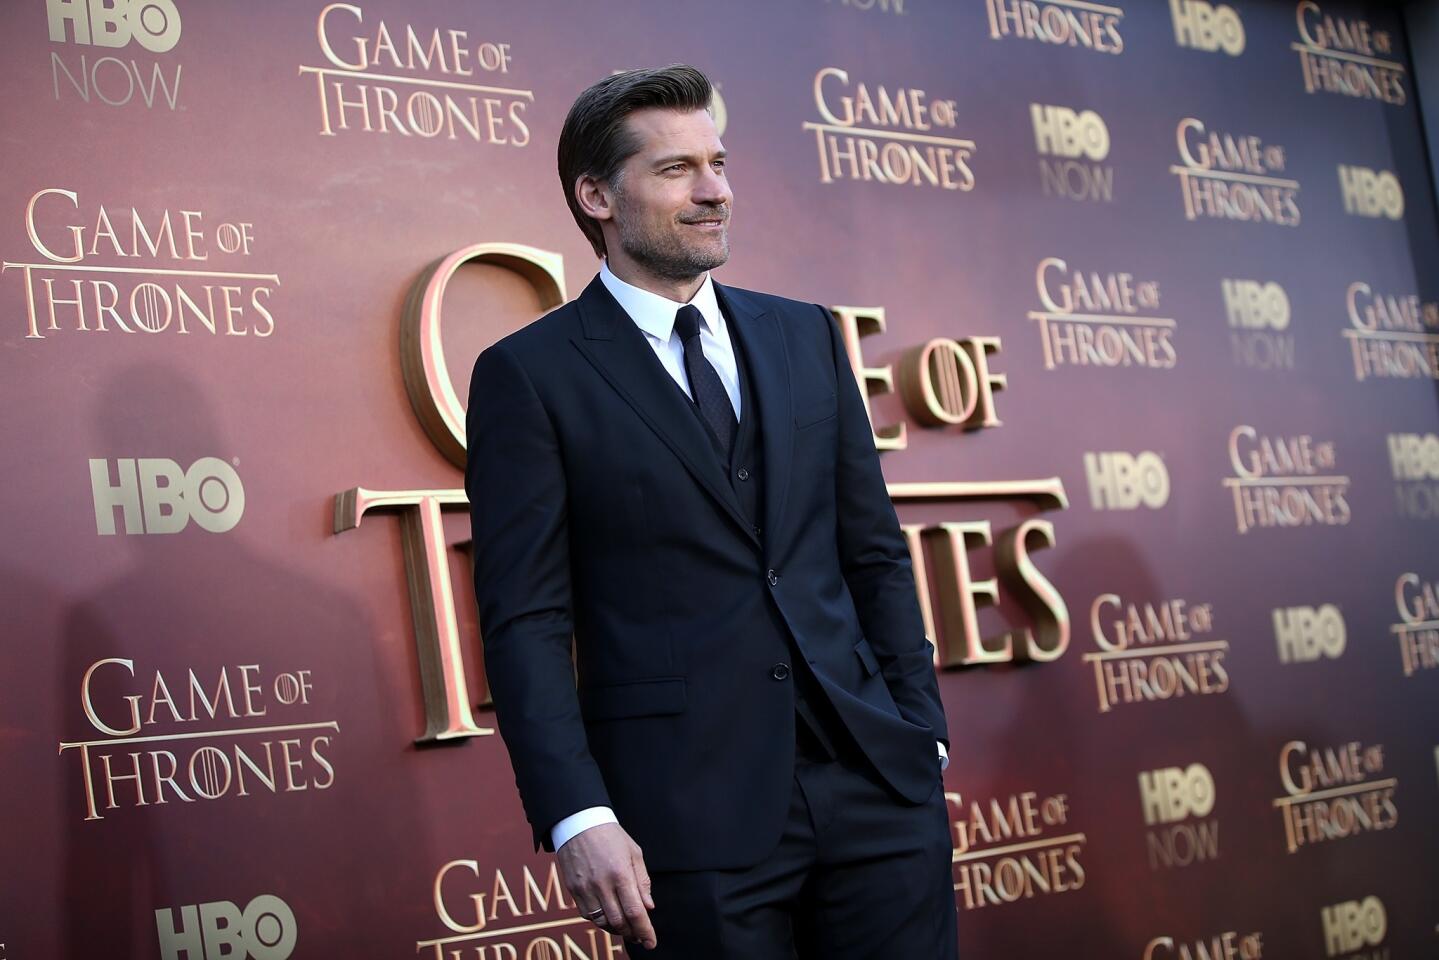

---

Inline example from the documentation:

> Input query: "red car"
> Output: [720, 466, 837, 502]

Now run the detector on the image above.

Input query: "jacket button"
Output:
[737, 467, 750, 481]
[771, 663, 791, 680]
[752, 524, 762, 537]
[767, 569, 778, 586]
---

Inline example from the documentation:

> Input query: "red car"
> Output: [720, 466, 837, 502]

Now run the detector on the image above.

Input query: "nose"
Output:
[693, 163, 731, 207]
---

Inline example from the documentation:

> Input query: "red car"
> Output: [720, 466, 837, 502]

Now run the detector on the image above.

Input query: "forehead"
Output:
[623, 107, 722, 158]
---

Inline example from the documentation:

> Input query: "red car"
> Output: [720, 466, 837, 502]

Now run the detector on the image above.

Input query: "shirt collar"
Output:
[599, 259, 723, 343]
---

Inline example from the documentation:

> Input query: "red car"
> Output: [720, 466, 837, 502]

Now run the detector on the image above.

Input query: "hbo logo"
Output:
[1138, 764, 1215, 826]
[1222, 279, 1290, 330]
[1321, 896, 1385, 957]
[1030, 104, 1109, 161]
[1170, 0, 1244, 55]
[155, 894, 296, 960]
[1274, 605, 1346, 663]
[89, 457, 245, 535]
[1338, 165, 1404, 220]
[1084, 451, 1169, 511]
[46, 0, 181, 52]
[1388, 433, 1439, 480]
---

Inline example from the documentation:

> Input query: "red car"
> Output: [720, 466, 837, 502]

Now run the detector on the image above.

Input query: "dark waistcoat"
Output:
[698, 302, 850, 759]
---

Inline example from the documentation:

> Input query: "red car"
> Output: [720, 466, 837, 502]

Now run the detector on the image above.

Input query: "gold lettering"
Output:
[335, 488, 493, 743]
[830, 306, 907, 450]
[400, 243, 566, 468]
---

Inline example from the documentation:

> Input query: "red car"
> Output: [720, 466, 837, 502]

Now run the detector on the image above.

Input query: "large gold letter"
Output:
[400, 243, 567, 468]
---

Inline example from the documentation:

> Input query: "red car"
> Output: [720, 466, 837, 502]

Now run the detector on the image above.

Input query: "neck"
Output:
[605, 254, 705, 303]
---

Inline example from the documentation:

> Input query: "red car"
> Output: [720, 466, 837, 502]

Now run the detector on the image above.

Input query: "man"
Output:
[466, 65, 956, 958]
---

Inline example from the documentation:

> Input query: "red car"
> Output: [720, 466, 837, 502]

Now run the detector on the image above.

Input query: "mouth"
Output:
[681, 210, 728, 230]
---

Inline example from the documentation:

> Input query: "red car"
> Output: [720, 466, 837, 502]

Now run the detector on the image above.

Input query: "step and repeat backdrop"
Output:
[3, 0, 1438, 957]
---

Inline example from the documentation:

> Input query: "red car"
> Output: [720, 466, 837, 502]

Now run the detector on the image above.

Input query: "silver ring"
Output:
[585, 908, 606, 921]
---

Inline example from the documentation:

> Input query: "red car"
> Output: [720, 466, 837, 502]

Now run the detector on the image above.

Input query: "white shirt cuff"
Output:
[552, 806, 619, 851]
[937, 740, 949, 771]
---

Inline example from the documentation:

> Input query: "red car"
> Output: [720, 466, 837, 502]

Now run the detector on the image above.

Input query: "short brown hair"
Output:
[557, 65, 713, 258]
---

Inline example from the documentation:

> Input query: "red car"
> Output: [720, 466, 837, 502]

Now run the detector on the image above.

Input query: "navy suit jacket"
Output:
[465, 274, 949, 872]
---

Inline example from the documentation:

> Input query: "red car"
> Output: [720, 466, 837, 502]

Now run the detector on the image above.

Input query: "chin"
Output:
[701, 235, 730, 259]
[699, 248, 730, 271]
[677, 238, 726, 263]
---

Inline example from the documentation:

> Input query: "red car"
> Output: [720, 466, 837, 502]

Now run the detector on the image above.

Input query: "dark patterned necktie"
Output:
[674, 304, 737, 456]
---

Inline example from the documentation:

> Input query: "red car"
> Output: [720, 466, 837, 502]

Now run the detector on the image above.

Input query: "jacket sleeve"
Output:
[466, 341, 612, 851]
[819, 304, 950, 750]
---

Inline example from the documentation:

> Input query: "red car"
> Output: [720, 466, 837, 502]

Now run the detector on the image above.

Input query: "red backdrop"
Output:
[2, 1, 1437, 957]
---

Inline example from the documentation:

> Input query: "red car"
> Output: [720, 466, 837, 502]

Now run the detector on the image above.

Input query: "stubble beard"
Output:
[612, 186, 730, 284]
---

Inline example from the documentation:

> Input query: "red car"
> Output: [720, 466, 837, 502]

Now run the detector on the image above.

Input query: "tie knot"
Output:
[674, 304, 704, 343]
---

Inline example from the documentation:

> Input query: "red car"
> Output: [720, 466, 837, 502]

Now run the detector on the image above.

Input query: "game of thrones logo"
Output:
[1224, 426, 1350, 534]
[332, 242, 1073, 747]
[1390, 573, 1439, 678]
[419, 857, 623, 959]
[947, 787, 1087, 910]
[804, 67, 976, 191]
[1025, 257, 1174, 371]
[1272, 740, 1397, 854]
[1083, 595, 1229, 714]
[1342, 282, 1439, 382]
[1172, 118, 1299, 226]
[300, 3, 534, 145]
[1293, 1, 1406, 105]
[2, 187, 280, 342]
[59, 659, 338, 821]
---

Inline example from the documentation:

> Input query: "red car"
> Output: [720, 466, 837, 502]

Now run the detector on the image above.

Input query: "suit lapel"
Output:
[715, 282, 793, 550]
[569, 276, 759, 547]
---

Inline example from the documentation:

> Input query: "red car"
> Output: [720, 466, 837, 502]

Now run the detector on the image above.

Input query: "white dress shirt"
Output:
[599, 259, 741, 418]
[550, 263, 947, 851]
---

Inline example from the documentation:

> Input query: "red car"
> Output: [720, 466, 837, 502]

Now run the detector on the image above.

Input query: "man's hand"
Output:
[558, 822, 657, 949]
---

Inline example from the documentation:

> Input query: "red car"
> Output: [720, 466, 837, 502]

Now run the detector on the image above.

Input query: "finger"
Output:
[617, 874, 656, 948]
[577, 897, 606, 925]
[581, 882, 617, 933]
[599, 886, 632, 941]
[632, 850, 656, 911]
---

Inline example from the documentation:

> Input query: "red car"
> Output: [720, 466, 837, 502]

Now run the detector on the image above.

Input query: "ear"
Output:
[575, 175, 615, 224]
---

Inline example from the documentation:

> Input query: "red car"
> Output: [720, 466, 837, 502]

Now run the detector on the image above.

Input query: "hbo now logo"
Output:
[1274, 605, 1346, 663]
[155, 894, 295, 960]
[47, 0, 182, 52]
[1388, 433, 1439, 480]
[1321, 896, 1385, 957]
[1222, 279, 1290, 330]
[1139, 763, 1215, 826]
[89, 458, 244, 535]
[1084, 451, 1169, 510]
[1170, 0, 1244, 55]
[1030, 104, 1109, 161]
[1338, 165, 1404, 220]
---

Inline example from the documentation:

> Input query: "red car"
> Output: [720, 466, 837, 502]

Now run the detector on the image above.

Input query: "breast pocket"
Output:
[794, 393, 837, 429]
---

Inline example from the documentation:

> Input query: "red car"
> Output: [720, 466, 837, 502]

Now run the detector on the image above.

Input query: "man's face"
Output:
[608, 107, 732, 282]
